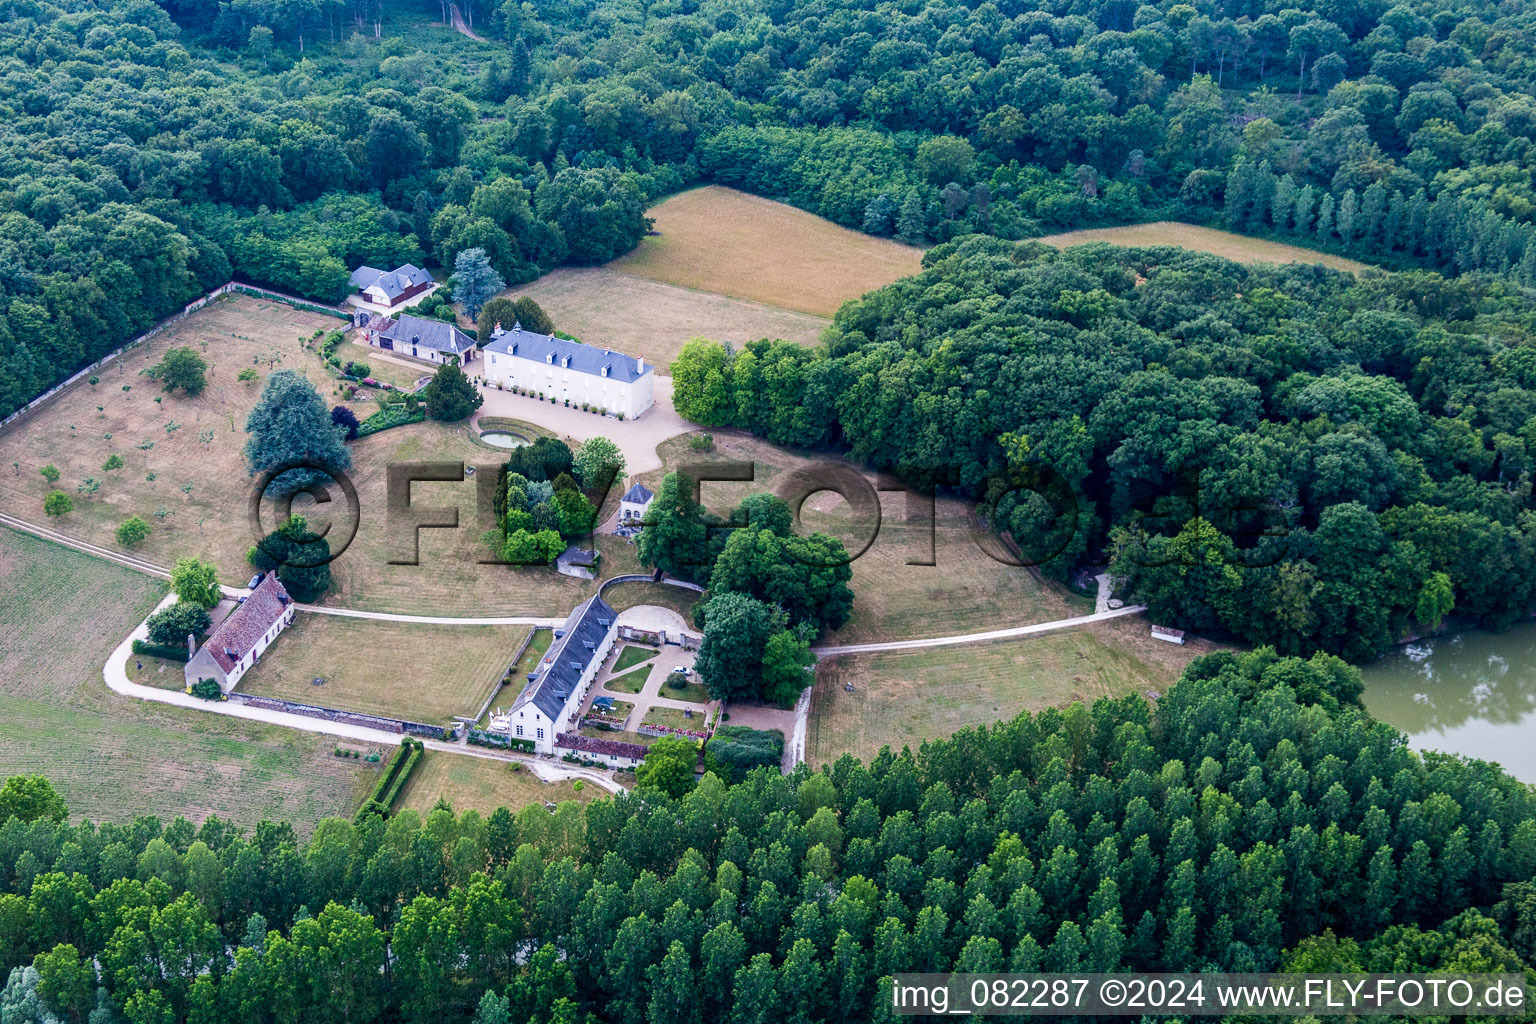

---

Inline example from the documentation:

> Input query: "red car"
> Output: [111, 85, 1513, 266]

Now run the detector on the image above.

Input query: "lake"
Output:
[1361, 624, 1536, 784]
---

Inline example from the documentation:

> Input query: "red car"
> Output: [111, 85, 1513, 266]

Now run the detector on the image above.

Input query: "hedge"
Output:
[379, 740, 423, 809]
[132, 639, 189, 662]
[353, 737, 424, 822]
[355, 405, 425, 437]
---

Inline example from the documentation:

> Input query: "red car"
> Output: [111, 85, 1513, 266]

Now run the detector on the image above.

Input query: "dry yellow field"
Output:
[610, 186, 926, 317]
[635, 431, 1089, 644]
[0, 292, 645, 616]
[0, 294, 344, 579]
[807, 616, 1218, 766]
[235, 614, 530, 723]
[396, 750, 595, 815]
[1036, 222, 1368, 272]
[497, 266, 829, 370]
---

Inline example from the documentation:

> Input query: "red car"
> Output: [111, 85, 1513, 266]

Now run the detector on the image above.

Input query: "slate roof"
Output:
[513, 595, 617, 720]
[350, 264, 433, 300]
[483, 325, 651, 383]
[377, 314, 476, 355]
[202, 574, 292, 674]
[622, 483, 654, 504]
[556, 733, 648, 760]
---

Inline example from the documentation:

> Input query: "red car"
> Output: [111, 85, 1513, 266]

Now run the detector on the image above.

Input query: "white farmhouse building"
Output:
[505, 594, 619, 754]
[481, 323, 654, 419]
[184, 573, 295, 692]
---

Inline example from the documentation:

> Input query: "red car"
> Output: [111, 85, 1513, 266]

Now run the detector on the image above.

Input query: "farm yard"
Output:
[1035, 222, 1368, 272]
[805, 615, 1216, 766]
[637, 431, 1088, 645]
[395, 751, 593, 816]
[610, 186, 926, 317]
[495, 266, 828, 371]
[0, 527, 378, 830]
[235, 614, 531, 724]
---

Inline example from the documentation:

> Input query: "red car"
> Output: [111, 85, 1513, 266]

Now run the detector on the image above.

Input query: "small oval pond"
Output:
[480, 430, 531, 449]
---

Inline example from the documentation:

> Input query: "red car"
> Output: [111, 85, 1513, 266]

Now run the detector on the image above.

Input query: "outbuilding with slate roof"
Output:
[184, 573, 296, 693]
[364, 313, 478, 366]
[619, 481, 654, 523]
[506, 595, 620, 754]
[481, 322, 655, 419]
[349, 264, 435, 307]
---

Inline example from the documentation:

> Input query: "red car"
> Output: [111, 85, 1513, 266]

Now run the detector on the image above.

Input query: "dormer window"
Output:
[563, 355, 571, 368]
[547, 353, 554, 364]
[602, 365, 610, 377]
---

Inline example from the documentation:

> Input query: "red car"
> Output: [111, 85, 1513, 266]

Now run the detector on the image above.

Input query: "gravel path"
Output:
[810, 604, 1148, 655]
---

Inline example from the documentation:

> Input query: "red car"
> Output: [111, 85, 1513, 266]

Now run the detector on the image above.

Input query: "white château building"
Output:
[481, 323, 654, 419]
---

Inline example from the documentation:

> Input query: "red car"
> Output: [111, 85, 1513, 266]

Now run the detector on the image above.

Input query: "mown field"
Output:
[235, 614, 530, 724]
[496, 266, 829, 371]
[1035, 222, 1368, 272]
[395, 750, 594, 816]
[0, 527, 378, 830]
[806, 615, 1217, 766]
[635, 431, 1088, 644]
[610, 186, 926, 317]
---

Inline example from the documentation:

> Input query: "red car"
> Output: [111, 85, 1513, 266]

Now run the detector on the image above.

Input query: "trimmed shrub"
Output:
[132, 639, 190, 663]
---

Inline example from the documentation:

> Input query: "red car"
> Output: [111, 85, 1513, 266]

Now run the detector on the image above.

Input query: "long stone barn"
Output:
[185, 573, 296, 692]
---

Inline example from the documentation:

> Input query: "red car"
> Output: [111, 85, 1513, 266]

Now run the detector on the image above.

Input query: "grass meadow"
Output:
[395, 751, 594, 816]
[611, 186, 926, 317]
[0, 294, 346, 579]
[0, 527, 379, 830]
[806, 615, 1219, 766]
[496, 266, 829, 371]
[635, 431, 1090, 645]
[1035, 222, 1368, 272]
[234, 615, 531, 724]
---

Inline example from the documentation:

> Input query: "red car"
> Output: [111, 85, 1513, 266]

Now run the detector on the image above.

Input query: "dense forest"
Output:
[8, 0, 1536, 416]
[5, 652, 1536, 1023]
[673, 237, 1536, 659]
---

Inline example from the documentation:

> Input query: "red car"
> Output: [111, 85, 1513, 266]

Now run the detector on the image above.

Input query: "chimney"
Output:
[187, 632, 196, 660]
[637, 356, 645, 372]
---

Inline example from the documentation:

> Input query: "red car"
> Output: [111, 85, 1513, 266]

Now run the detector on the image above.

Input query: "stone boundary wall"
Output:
[231, 693, 447, 738]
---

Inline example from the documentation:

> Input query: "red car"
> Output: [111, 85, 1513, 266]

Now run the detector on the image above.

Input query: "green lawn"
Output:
[659, 676, 712, 705]
[237, 614, 529, 724]
[613, 644, 658, 673]
[480, 629, 552, 725]
[641, 705, 707, 731]
[396, 751, 593, 816]
[0, 527, 379, 831]
[603, 666, 651, 694]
